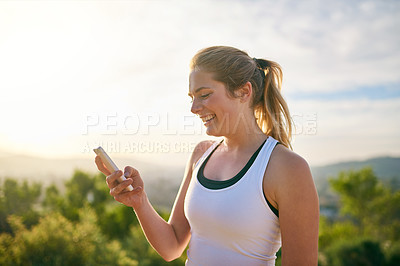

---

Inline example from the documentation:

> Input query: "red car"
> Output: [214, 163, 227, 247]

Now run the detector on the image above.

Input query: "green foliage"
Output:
[319, 216, 360, 251]
[320, 167, 400, 265]
[4, 166, 398, 264]
[329, 167, 400, 242]
[0, 178, 41, 233]
[59, 170, 111, 221]
[275, 248, 281, 266]
[0, 170, 187, 264]
[385, 241, 400, 266]
[43, 184, 63, 210]
[98, 204, 139, 240]
[0, 209, 137, 266]
[329, 167, 385, 221]
[324, 238, 385, 266]
[123, 224, 187, 265]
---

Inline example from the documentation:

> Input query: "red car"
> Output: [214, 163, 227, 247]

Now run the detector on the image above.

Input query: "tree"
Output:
[329, 167, 400, 241]
[123, 222, 187, 266]
[320, 167, 400, 265]
[44, 170, 111, 222]
[0, 208, 137, 266]
[42, 184, 65, 212]
[98, 203, 139, 240]
[324, 238, 385, 266]
[0, 178, 41, 233]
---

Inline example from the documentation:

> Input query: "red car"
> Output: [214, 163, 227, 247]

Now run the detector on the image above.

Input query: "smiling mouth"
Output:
[201, 114, 216, 124]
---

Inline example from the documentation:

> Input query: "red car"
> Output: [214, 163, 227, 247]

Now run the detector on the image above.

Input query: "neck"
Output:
[222, 116, 267, 151]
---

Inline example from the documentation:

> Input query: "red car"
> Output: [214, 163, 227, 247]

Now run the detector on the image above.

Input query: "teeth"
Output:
[201, 114, 215, 122]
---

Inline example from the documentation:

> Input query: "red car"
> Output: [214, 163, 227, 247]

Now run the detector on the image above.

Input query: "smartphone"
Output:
[93, 146, 134, 191]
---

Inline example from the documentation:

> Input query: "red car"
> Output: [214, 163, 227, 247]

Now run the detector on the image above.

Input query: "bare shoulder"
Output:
[189, 140, 215, 167]
[267, 144, 319, 265]
[193, 140, 215, 156]
[269, 144, 312, 180]
[265, 144, 316, 205]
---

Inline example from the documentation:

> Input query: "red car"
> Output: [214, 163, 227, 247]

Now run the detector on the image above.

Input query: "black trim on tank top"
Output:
[264, 194, 279, 218]
[197, 138, 279, 217]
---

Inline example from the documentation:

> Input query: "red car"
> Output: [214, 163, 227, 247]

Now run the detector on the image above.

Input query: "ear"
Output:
[236, 81, 253, 103]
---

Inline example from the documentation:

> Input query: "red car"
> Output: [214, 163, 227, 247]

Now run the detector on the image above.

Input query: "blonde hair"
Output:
[190, 46, 293, 149]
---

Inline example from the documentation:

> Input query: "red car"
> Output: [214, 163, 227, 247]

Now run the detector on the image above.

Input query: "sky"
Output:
[0, 0, 399, 167]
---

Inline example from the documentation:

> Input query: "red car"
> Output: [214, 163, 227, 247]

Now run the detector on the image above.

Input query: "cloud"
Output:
[291, 97, 400, 164]
[128, 0, 400, 94]
[0, 0, 399, 165]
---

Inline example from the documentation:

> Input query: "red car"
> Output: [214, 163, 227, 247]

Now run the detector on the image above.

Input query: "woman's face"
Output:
[188, 70, 243, 137]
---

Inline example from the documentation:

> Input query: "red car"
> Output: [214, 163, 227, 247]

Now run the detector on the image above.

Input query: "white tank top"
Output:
[184, 137, 281, 266]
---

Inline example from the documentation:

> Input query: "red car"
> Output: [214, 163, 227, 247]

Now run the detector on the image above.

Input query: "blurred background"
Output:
[0, 0, 399, 265]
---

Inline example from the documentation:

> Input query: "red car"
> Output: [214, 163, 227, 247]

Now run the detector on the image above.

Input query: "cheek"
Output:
[207, 94, 230, 109]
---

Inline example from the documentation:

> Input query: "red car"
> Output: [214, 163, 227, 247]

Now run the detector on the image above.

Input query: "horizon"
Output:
[1, 144, 399, 168]
[1, 0, 399, 171]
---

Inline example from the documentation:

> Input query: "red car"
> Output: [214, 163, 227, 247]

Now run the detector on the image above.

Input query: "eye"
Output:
[200, 93, 211, 99]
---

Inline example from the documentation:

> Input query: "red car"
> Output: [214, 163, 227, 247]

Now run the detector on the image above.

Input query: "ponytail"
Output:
[190, 46, 293, 149]
[253, 59, 293, 149]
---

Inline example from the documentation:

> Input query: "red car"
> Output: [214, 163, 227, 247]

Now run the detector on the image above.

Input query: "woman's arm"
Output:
[265, 146, 319, 265]
[130, 151, 196, 261]
[95, 141, 212, 261]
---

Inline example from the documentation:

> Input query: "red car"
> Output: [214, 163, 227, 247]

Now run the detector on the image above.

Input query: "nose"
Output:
[190, 98, 202, 114]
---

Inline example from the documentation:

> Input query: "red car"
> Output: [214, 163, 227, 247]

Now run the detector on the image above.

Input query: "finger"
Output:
[124, 166, 139, 179]
[114, 186, 143, 202]
[106, 170, 123, 188]
[95, 156, 111, 176]
[109, 178, 134, 196]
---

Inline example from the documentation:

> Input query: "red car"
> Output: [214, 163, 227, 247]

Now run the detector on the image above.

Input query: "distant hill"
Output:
[312, 156, 400, 181]
[2, 152, 397, 184]
[311, 156, 400, 209]
[0, 153, 184, 185]
[0, 153, 184, 210]
[1, 153, 398, 211]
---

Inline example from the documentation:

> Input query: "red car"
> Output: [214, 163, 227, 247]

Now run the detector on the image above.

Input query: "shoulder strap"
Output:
[254, 137, 279, 177]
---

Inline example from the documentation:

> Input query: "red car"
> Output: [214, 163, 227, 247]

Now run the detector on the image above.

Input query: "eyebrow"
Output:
[188, 87, 210, 97]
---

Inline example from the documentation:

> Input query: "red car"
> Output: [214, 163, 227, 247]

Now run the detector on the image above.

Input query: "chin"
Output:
[205, 127, 224, 137]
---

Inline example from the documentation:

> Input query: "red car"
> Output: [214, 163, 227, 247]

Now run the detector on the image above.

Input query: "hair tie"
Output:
[253, 57, 261, 68]
[253, 57, 265, 79]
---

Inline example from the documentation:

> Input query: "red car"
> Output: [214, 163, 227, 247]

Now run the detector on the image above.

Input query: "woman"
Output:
[95, 46, 319, 265]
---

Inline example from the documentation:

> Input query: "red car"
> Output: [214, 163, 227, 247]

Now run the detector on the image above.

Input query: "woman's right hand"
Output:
[95, 156, 146, 209]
